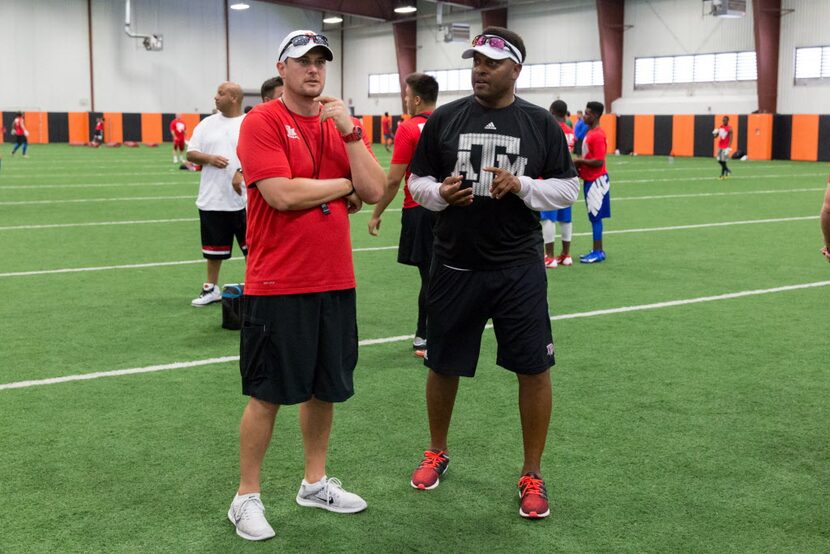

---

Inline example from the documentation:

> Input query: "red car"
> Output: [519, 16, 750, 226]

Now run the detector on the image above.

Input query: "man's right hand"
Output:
[368, 216, 381, 236]
[439, 175, 473, 207]
[821, 246, 830, 263]
[210, 155, 229, 168]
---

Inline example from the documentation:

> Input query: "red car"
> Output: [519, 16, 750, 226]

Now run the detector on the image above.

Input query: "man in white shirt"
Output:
[187, 82, 247, 306]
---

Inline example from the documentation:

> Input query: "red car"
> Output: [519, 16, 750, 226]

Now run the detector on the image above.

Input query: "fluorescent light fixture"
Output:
[394, 4, 417, 14]
[323, 15, 343, 24]
[230, 2, 250, 10]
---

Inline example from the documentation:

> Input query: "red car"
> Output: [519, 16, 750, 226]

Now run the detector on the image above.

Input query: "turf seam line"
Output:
[0, 196, 192, 206]
[2, 279, 829, 391]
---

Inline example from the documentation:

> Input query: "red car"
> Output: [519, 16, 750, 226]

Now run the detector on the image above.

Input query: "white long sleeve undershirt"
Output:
[407, 173, 580, 212]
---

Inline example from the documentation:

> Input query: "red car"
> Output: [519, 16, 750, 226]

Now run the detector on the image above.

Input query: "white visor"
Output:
[461, 36, 523, 64]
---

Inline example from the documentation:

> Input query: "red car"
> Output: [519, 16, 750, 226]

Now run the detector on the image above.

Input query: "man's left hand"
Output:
[346, 191, 363, 214]
[483, 166, 521, 200]
[821, 246, 830, 263]
[316, 96, 354, 136]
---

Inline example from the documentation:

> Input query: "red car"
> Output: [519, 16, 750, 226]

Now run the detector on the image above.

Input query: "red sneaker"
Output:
[544, 256, 557, 269]
[555, 254, 573, 267]
[518, 472, 550, 519]
[410, 450, 449, 490]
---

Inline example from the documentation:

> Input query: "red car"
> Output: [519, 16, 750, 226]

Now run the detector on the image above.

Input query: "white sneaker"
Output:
[295, 477, 367, 514]
[227, 493, 275, 541]
[191, 283, 221, 307]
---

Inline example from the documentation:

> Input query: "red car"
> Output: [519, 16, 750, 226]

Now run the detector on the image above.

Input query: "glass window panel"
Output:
[714, 52, 737, 81]
[459, 69, 472, 91]
[673, 55, 694, 83]
[635, 57, 655, 85]
[369, 74, 379, 94]
[795, 47, 822, 79]
[593, 60, 604, 85]
[653, 56, 674, 84]
[736, 51, 756, 80]
[822, 47, 830, 77]
[545, 64, 561, 87]
[575, 61, 593, 86]
[516, 66, 531, 89]
[530, 64, 547, 88]
[693, 54, 715, 82]
[447, 69, 460, 91]
[434, 70, 448, 93]
[560, 62, 576, 86]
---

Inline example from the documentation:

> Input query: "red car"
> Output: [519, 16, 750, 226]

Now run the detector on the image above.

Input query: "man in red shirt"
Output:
[573, 101, 609, 264]
[10, 112, 29, 158]
[714, 115, 733, 179]
[228, 30, 384, 542]
[169, 114, 187, 164]
[821, 174, 830, 263]
[381, 111, 393, 151]
[92, 117, 104, 146]
[368, 73, 439, 356]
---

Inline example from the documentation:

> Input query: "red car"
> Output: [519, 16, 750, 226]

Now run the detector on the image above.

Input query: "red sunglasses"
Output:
[471, 34, 522, 62]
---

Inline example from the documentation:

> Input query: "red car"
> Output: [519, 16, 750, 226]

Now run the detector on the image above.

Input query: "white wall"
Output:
[0, 0, 90, 111]
[615, 0, 757, 115]
[777, 0, 830, 114]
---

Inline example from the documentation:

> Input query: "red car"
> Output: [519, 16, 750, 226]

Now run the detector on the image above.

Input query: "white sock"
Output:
[541, 220, 555, 244]
[302, 476, 327, 489]
[559, 222, 573, 242]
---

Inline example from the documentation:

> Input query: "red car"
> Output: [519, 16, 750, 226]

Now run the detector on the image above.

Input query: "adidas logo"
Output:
[484, 122, 497, 130]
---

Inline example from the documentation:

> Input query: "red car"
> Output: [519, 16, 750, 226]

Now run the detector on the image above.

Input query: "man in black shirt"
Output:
[407, 26, 579, 519]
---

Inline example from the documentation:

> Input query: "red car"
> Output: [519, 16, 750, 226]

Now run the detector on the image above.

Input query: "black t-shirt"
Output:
[409, 95, 576, 270]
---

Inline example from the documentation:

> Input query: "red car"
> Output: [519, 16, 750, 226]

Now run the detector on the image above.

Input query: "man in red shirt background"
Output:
[228, 29, 384, 542]
[368, 72, 439, 355]
[169, 114, 187, 164]
[381, 111, 393, 152]
[573, 101, 610, 264]
[715, 115, 733, 180]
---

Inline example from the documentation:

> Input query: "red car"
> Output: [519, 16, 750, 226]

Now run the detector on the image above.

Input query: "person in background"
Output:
[169, 114, 187, 164]
[92, 117, 104, 145]
[714, 116, 733, 180]
[820, 174, 830, 263]
[541, 99, 576, 268]
[381, 111, 393, 152]
[260, 76, 284, 102]
[11, 112, 29, 158]
[573, 101, 609, 264]
[573, 109, 587, 153]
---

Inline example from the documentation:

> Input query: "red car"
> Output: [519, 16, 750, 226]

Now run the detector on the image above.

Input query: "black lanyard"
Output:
[281, 99, 330, 214]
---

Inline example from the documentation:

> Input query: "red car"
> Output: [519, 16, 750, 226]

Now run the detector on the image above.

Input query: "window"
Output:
[634, 50, 756, 87]
[795, 46, 830, 81]
[426, 59, 603, 93]
[368, 72, 400, 95]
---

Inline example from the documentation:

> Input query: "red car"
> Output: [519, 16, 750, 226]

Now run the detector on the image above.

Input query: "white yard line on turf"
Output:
[3, 279, 829, 391]
[0, 195, 192, 206]
[0, 218, 197, 231]
[0, 181, 190, 190]
[613, 172, 826, 184]
[0, 216, 816, 278]
[614, 188, 824, 201]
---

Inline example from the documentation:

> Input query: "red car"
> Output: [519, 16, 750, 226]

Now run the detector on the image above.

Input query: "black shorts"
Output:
[397, 206, 435, 266]
[425, 260, 554, 377]
[199, 209, 247, 260]
[239, 290, 358, 405]
[15, 135, 26, 146]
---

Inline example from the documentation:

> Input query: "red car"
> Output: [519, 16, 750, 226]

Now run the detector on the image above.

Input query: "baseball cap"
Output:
[462, 34, 523, 64]
[277, 30, 333, 62]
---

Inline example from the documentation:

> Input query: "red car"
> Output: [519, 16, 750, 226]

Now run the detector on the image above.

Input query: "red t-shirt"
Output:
[717, 124, 732, 149]
[237, 100, 374, 296]
[558, 121, 575, 153]
[578, 127, 607, 182]
[95, 121, 104, 132]
[170, 118, 186, 140]
[381, 116, 392, 135]
[391, 112, 430, 209]
[13, 118, 24, 135]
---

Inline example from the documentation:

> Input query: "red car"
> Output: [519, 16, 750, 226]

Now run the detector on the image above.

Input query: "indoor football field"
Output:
[1, 144, 828, 553]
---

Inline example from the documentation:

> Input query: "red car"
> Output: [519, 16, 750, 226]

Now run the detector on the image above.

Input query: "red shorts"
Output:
[173, 138, 186, 150]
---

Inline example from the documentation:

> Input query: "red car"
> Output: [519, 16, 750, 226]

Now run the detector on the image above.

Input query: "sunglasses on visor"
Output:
[471, 34, 522, 63]
[279, 34, 329, 60]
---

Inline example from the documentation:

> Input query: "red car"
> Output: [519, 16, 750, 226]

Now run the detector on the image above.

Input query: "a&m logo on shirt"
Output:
[452, 133, 528, 197]
[285, 125, 299, 140]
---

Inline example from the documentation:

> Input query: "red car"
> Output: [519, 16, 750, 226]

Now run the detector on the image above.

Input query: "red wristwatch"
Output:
[341, 126, 363, 143]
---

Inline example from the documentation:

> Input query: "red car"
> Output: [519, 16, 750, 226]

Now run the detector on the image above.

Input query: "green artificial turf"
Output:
[1, 144, 829, 553]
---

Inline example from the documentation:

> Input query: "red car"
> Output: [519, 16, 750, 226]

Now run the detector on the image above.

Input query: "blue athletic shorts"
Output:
[583, 174, 611, 222]
[540, 207, 572, 223]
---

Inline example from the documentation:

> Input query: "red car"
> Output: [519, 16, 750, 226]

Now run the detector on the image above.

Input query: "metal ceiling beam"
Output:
[258, 0, 394, 21]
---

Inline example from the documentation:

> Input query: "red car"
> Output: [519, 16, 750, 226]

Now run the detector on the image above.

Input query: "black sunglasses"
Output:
[279, 34, 329, 60]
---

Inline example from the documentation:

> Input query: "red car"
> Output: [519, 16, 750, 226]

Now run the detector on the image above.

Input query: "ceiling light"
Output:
[230, 2, 250, 10]
[323, 15, 343, 24]
[394, 4, 417, 14]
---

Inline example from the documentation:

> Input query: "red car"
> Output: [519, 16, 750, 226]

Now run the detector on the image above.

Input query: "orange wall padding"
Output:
[747, 114, 773, 161]
[790, 114, 819, 161]
[362, 115, 373, 144]
[103, 112, 123, 143]
[179, 114, 201, 140]
[713, 113, 739, 156]
[141, 113, 163, 143]
[600, 114, 617, 153]
[68, 112, 89, 144]
[633, 114, 654, 155]
[671, 115, 695, 157]
[25, 111, 48, 144]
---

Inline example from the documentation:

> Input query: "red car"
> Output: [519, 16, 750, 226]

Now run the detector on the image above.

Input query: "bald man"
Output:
[187, 82, 248, 306]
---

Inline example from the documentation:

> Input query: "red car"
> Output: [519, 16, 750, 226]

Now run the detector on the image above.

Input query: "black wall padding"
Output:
[737, 115, 748, 154]
[693, 115, 713, 158]
[772, 115, 792, 160]
[2, 112, 15, 140]
[653, 115, 672, 156]
[122, 113, 142, 142]
[47, 112, 69, 143]
[200, 113, 210, 121]
[617, 115, 634, 155]
[162, 113, 177, 141]
[818, 115, 830, 162]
